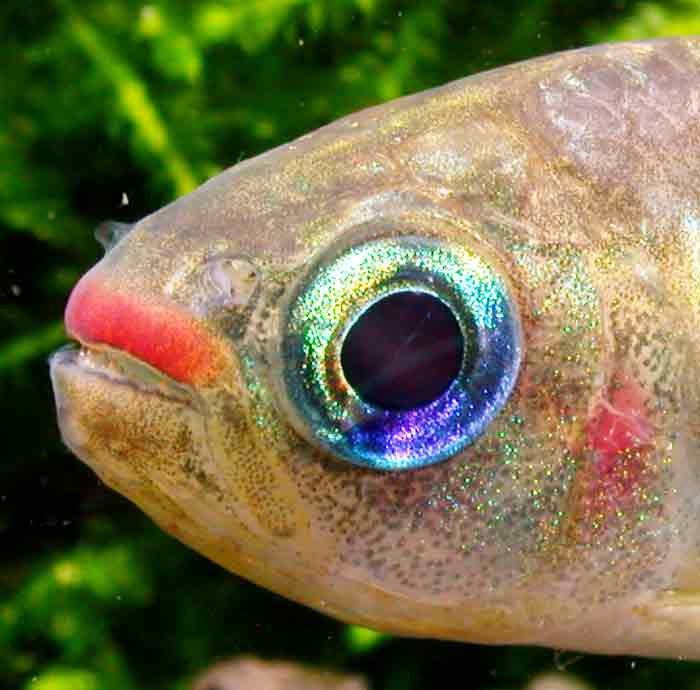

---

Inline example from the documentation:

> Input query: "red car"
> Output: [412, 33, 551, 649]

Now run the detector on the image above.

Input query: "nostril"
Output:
[204, 255, 260, 308]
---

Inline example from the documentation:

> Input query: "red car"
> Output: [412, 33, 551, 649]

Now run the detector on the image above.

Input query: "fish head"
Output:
[50, 38, 700, 658]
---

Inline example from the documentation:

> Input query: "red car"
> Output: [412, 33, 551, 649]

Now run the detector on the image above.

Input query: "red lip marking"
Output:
[65, 269, 225, 385]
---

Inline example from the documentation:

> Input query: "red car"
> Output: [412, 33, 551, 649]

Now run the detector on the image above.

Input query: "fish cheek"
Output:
[284, 403, 581, 601]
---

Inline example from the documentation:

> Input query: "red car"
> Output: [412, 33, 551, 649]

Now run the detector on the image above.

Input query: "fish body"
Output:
[51, 38, 700, 658]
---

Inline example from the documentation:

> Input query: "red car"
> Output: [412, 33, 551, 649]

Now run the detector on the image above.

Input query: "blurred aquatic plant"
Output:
[5, 1, 700, 689]
[591, 0, 700, 40]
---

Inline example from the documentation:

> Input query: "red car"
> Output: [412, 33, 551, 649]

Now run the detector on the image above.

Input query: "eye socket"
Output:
[281, 236, 521, 470]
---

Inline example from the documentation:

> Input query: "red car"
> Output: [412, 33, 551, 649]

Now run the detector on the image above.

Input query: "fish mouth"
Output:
[50, 342, 195, 405]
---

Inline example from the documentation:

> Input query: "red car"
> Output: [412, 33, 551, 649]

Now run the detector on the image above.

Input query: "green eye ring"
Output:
[281, 236, 522, 470]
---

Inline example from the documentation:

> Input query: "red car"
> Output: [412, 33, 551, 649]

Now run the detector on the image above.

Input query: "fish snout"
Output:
[64, 266, 228, 386]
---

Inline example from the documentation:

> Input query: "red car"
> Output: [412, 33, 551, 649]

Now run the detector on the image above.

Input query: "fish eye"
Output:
[281, 236, 522, 470]
[340, 290, 465, 411]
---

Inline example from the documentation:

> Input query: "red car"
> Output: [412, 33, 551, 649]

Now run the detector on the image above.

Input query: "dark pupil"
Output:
[340, 291, 464, 410]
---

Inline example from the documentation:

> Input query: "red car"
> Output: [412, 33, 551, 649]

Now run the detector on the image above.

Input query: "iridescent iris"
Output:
[281, 236, 521, 470]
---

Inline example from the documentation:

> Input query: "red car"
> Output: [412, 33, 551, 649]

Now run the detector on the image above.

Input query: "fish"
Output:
[190, 657, 368, 690]
[50, 37, 700, 659]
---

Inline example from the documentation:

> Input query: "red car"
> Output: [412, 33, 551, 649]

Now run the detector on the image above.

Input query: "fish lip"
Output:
[49, 342, 196, 405]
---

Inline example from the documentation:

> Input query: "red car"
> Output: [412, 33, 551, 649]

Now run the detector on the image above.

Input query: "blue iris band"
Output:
[282, 237, 522, 471]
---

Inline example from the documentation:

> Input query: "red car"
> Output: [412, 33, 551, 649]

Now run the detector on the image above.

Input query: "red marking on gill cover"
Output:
[574, 371, 655, 541]
[586, 372, 653, 474]
[65, 269, 224, 385]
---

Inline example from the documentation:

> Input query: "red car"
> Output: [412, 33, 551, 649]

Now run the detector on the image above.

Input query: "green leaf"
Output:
[345, 625, 387, 654]
[194, 0, 303, 52]
[23, 668, 101, 690]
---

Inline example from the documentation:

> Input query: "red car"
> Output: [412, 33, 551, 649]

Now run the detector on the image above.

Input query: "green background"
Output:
[3, 1, 700, 688]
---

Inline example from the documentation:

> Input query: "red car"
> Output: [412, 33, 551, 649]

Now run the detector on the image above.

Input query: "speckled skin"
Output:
[51, 38, 700, 658]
